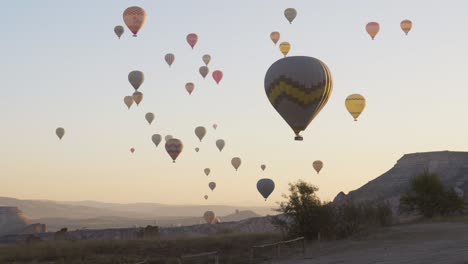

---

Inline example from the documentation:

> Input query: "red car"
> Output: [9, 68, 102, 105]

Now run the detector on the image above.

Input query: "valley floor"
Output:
[277, 221, 468, 264]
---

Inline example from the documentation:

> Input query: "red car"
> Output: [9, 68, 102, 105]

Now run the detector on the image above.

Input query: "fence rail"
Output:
[178, 251, 219, 264]
[250, 237, 306, 264]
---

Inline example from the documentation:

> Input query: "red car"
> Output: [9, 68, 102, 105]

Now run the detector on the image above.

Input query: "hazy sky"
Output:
[1, 1, 468, 208]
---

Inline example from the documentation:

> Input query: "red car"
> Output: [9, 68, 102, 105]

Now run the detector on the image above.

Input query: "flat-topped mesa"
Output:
[333, 151, 468, 214]
[0, 207, 46, 236]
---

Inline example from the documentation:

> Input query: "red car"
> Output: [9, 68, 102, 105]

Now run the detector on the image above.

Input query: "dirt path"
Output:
[275, 221, 468, 264]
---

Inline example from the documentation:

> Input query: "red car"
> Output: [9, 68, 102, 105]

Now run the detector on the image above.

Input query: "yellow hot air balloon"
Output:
[400, 19, 413, 35]
[279, 42, 291, 57]
[270, 31, 280, 45]
[264, 56, 333, 140]
[345, 94, 366, 121]
[284, 8, 297, 24]
[313, 160, 323, 174]
[366, 22, 380, 40]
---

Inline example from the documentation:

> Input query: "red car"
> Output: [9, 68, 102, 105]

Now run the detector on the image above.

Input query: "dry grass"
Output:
[0, 232, 281, 264]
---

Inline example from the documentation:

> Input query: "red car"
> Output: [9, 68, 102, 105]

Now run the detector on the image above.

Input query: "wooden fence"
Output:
[178, 251, 219, 264]
[249, 237, 306, 264]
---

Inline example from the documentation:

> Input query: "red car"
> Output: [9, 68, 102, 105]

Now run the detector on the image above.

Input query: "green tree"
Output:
[400, 170, 465, 217]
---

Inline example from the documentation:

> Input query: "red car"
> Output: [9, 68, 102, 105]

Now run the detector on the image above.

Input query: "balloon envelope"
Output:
[165, 135, 173, 142]
[313, 160, 323, 173]
[195, 147, 200, 152]
[185, 82, 195, 95]
[264, 56, 333, 140]
[186, 33, 198, 49]
[165, 53, 175, 67]
[130, 148, 135, 153]
[124, 96, 134, 109]
[203, 211, 215, 223]
[145, 112, 155, 125]
[366, 22, 380, 40]
[202, 54, 211, 66]
[204, 195, 208, 200]
[400, 19, 413, 35]
[195, 126, 207, 142]
[209, 182, 216, 191]
[270, 31, 280, 45]
[345, 94, 366, 121]
[165, 138, 183, 163]
[114, 25, 124, 39]
[257, 178, 275, 200]
[204, 168, 211, 176]
[128, 71, 144, 90]
[231, 157, 241, 171]
[284, 8, 297, 24]
[261, 164, 266, 171]
[123, 6, 147, 37]
[199, 66, 209, 79]
[56, 127, 65, 140]
[152, 134, 162, 147]
[213, 124, 218, 130]
[132, 91, 143, 106]
[216, 139, 225, 152]
[212, 70, 223, 84]
[279, 42, 291, 57]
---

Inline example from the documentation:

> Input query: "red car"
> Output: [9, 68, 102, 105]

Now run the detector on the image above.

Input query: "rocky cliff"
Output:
[0, 207, 46, 236]
[334, 151, 468, 212]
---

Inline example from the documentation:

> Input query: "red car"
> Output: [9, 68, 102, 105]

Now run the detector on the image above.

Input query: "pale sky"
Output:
[1, 1, 468, 208]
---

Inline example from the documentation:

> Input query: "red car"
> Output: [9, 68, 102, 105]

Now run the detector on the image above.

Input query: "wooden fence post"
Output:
[249, 247, 254, 264]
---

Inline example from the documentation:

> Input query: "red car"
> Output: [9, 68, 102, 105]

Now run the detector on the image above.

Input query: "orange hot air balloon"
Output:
[212, 70, 223, 84]
[400, 19, 413, 35]
[366, 22, 380, 40]
[130, 148, 135, 153]
[186, 33, 198, 49]
[270, 31, 280, 45]
[185, 82, 195, 95]
[123, 6, 147, 37]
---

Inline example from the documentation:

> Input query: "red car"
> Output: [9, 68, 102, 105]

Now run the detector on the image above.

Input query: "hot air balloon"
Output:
[132, 91, 143, 106]
[203, 211, 215, 223]
[270, 31, 280, 45]
[284, 8, 297, 24]
[185, 82, 195, 95]
[202, 54, 211, 66]
[199, 66, 209, 79]
[56, 127, 65, 140]
[145, 112, 155, 125]
[165, 53, 175, 67]
[216, 139, 225, 152]
[257, 178, 275, 201]
[261, 164, 266, 171]
[152, 134, 162, 147]
[231, 157, 241, 171]
[264, 56, 333, 140]
[130, 147, 135, 154]
[279, 42, 291, 57]
[128, 71, 144, 90]
[186, 33, 198, 49]
[345, 94, 366, 121]
[114, 25, 124, 39]
[195, 126, 207, 142]
[204, 195, 208, 200]
[123, 6, 147, 37]
[313, 160, 323, 174]
[195, 147, 200, 152]
[123, 96, 134, 109]
[165, 138, 183, 163]
[366, 22, 380, 40]
[400, 19, 413, 35]
[204, 168, 211, 176]
[209, 182, 216, 191]
[213, 124, 218, 130]
[165, 135, 173, 142]
[212, 70, 223, 84]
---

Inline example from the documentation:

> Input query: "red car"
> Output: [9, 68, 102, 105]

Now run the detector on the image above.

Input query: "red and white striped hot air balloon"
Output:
[123, 6, 147, 37]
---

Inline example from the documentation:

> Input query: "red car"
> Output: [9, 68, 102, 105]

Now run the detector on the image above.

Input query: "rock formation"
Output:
[0, 207, 46, 236]
[333, 151, 468, 213]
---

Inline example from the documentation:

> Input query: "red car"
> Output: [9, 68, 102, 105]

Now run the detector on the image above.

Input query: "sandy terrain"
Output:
[276, 221, 468, 264]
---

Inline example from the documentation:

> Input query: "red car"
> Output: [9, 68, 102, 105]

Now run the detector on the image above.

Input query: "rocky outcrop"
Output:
[333, 151, 468, 213]
[0, 207, 46, 236]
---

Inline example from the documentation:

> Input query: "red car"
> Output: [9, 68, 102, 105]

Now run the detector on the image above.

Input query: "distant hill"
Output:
[334, 151, 468, 212]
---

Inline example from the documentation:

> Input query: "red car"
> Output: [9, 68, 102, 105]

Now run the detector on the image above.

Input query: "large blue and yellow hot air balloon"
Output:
[264, 56, 333, 140]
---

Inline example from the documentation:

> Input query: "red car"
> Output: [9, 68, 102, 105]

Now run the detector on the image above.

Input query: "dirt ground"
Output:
[276, 221, 468, 264]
